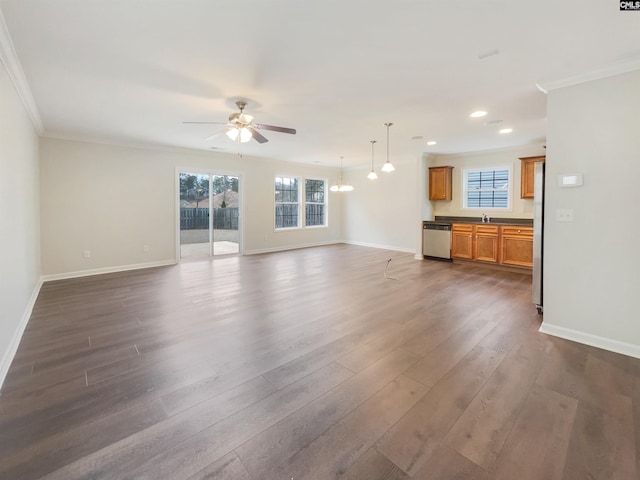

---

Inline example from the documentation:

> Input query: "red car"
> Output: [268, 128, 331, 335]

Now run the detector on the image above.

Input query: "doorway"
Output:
[178, 171, 241, 259]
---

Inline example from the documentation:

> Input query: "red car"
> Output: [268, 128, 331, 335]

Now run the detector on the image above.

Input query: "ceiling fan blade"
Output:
[205, 129, 227, 141]
[255, 124, 296, 135]
[249, 128, 269, 144]
[182, 121, 227, 125]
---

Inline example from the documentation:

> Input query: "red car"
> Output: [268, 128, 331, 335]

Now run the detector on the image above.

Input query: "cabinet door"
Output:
[501, 227, 534, 267]
[520, 156, 545, 199]
[429, 166, 453, 201]
[474, 225, 499, 263]
[451, 224, 473, 259]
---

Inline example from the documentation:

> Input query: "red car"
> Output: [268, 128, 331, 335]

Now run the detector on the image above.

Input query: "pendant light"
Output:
[381, 122, 395, 172]
[330, 156, 354, 192]
[367, 140, 378, 180]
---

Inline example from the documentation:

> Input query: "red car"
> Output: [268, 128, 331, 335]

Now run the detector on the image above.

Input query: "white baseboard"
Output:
[41, 259, 176, 282]
[244, 240, 341, 256]
[343, 240, 416, 255]
[0, 279, 43, 390]
[539, 321, 640, 359]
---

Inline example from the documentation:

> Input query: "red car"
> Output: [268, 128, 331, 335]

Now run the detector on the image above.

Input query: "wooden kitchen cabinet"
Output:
[520, 156, 545, 199]
[474, 225, 500, 263]
[451, 224, 473, 259]
[452, 224, 499, 263]
[429, 166, 453, 201]
[500, 226, 534, 267]
[451, 223, 533, 269]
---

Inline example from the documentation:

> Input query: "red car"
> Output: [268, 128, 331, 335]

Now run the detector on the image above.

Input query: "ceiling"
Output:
[1, 1, 639, 167]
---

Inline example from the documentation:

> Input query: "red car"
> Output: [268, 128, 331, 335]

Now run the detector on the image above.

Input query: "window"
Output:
[275, 176, 300, 229]
[463, 167, 511, 209]
[305, 179, 326, 227]
[275, 176, 328, 229]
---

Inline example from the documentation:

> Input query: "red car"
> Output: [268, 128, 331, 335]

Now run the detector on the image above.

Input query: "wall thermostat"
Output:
[557, 173, 583, 187]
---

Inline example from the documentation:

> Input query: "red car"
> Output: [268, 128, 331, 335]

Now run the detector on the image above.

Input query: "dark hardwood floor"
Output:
[1, 244, 638, 479]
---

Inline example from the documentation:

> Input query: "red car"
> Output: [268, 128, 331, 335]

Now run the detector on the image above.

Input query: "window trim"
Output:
[274, 175, 301, 230]
[461, 165, 513, 211]
[304, 177, 328, 229]
[273, 175, 329, 231]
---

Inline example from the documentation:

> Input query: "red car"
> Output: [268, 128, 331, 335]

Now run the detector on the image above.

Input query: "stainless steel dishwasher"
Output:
[423, 222, 452, 260]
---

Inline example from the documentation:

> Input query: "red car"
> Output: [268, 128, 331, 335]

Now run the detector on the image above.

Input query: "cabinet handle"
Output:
[517, 229, 521, 233]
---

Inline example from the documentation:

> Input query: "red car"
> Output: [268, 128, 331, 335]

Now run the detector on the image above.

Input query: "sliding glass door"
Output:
[210, 175, 240, 256]
[179, 171, 241, 259]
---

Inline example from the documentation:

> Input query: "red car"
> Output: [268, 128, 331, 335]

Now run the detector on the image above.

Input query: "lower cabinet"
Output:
[475, 225, 500, 263]
[452, 223, 533, 268]
[451, 224, 473, 259]
[451, 224, 499, 263]
[501, 226, 534, 267]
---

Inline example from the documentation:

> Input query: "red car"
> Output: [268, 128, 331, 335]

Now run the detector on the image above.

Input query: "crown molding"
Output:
[0, 8, 43, 134]
[536, 56, 640, 94]
[433, 140, 547, 159]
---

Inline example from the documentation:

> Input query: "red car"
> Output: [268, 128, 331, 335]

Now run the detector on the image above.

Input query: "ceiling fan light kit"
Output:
[382, 122, 395, 173]
[226, 126, 252, 143]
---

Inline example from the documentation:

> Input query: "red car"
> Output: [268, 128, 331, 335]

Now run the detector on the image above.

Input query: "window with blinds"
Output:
[463, 167, 511, 209]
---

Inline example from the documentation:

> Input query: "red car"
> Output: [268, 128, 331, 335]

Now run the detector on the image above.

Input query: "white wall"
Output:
[342, 160, 419, 253]
[39, 138, 343, 276]
[428, 144, 547, 219]
[0, 60, 41, 381]
[541, 70, 640, 355]
[419, 154, 434, 222]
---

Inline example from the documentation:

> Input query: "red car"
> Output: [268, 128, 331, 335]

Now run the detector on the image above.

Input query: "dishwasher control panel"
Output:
[423, 223, 451, 231]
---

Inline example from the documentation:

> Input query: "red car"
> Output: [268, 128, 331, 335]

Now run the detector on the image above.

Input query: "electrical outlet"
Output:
[83, 250, 91, 258]
[143, 245, 149, 252]
[555, 208, 574, 222]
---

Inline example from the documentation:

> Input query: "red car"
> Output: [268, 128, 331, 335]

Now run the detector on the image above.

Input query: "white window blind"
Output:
[463, 167, 511, 209]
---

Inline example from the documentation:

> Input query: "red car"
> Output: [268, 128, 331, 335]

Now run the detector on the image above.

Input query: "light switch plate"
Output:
[556, 208, 574, 222]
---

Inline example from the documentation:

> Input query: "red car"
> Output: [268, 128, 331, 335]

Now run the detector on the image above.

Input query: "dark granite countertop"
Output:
[424, 216, 533, 227]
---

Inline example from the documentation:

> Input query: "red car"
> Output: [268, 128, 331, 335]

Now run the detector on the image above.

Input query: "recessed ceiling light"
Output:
[427, 141, 437, 146]
[470, 111, 488, 118]
[499, 128, 513, 134]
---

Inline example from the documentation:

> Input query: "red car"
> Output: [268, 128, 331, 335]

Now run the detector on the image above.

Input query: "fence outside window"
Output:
[180, 207, 239, 230]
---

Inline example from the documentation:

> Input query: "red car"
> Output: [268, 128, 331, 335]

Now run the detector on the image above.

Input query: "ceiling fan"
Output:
[184, 101, 296, 144]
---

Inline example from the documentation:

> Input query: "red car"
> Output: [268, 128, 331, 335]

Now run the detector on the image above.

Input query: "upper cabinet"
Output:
[519, 156, 545, 198]
[428, 166, 454, 201]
